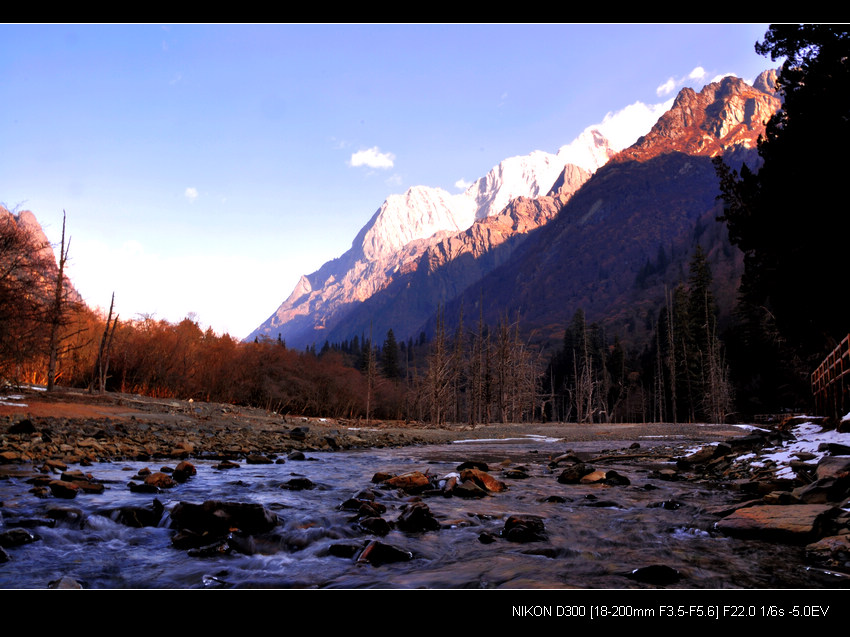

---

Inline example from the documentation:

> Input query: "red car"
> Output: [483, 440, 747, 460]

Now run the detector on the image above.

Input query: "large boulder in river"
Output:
[715, 504, 840, 543]
[382, 471, 431, 493]
[169, 500, 279, 536]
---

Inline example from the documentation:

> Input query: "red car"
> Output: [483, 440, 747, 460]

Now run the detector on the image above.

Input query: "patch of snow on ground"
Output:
[748, 415, 850, 480]
[0, 394, 27, 407]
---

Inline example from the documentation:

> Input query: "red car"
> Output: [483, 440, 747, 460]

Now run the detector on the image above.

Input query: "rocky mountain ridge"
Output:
[429, 72, 781, 347]
[615, 71, 779, 163]
[317, 191, 579, 347]
[249, 71, 780, 351]
[247, 131, 610, 347]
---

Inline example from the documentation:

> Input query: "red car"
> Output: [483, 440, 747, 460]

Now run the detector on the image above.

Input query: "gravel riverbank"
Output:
[0, 386, 748, 465]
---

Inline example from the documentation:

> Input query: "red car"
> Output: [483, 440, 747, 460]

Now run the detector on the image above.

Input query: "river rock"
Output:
[45, 459, 68, 472]
[356, 540, 413, 566]
[108, 499, 165, 528]
[48, 480, 79, 499]
[172, 461, 196, 482]
[557, 462, 595, 484]
[351, 501, 386, 519]
[0, 451, 21, 463]
[627, 564, 682, 585]
[61, 470, 106, 494]
[383, 471, 431, 493]
[170, 500, 279, 536]
[603, 470, 631, 486]
[170, 441, 194, 458]
[326, 542, 362, 558]
[452, 479, 489, 498]
[678, 443, 731, 466]
[396, 501, 441, 532]
[0, 527, 38, 548]
[460, 468, 506, 493]
[792, 476, 850, 504]
[289, 426, 308, 441]
[187, 538, 233, 557]
[47, 576, 84, 589]
[8, 418, 35, 434]
[45, 505, 84, 527]
[501, 514, 546, 542]
[815, 456, 850, 481]
[824, 442, 850, 456]
[805, 534, 850, 568]
[715, 504, 840, 543]
[281, 477, 314, 490]
[144, 472, 176, 489]
[457, 460, 489, 471]
[358, 515, 391, 536]
[548, 451, 583, 468]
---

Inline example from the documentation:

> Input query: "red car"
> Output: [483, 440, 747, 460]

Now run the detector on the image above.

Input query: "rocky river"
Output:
[2, 389, 850, 593]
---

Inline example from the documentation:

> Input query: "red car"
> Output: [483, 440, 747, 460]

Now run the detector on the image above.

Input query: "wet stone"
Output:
[281, 477, 315, 490]
[358, 516, 391, 536]
[356, 540, 413, 566]
[627, 564, 682, 585]
[396, 501, 441, 533]
[452, 480, 489, 498]
[557, 462, 595, 484]
[0, 527, 39, 548]
[501, 514, 546, 543]
[326, 542, 362, 558]
[48, 480, 78, 499]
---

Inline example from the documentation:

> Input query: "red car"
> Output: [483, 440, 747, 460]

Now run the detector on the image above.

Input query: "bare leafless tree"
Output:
[46, 211, 71, 391]
[92, 292, 119, 393]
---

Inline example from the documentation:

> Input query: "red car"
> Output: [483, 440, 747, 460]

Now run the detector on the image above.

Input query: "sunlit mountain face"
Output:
[247, 72, 780, 353]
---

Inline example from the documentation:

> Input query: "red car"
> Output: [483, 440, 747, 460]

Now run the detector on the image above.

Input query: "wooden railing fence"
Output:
[812, 334, 850, 419]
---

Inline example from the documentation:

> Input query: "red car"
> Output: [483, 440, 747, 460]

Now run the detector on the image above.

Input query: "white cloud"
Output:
[710, 72, 737, 84]
[658, 67, 712, 97]
[595, 99, 674, 151]
[350, 147, 395, 169]
[689, 66, 707, 81]
[184, 187, 198, 202]
[455, 178, 472, 191]
[657, 77, 677, 97]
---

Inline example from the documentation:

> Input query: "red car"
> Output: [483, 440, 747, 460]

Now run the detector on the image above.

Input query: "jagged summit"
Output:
[555, 127, 617, 173]
[247, 132, 611, 347]
[614, 73, 780, 163]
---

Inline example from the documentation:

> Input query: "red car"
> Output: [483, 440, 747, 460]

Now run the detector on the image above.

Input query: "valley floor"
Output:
[1, 385, 748, 464]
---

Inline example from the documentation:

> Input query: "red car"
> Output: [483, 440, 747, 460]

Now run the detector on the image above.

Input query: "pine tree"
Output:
[716, 25, 850, 362]
[381, 328, 401, 379]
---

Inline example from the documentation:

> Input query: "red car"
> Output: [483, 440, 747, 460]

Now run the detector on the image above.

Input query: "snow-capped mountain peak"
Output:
[246, 128, 616, 346]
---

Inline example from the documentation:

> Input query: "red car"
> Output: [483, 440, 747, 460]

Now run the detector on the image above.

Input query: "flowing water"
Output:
[0, 433, 847, 590]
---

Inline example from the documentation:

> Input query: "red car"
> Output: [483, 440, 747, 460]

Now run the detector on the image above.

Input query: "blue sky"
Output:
[0, 23, 774, 339]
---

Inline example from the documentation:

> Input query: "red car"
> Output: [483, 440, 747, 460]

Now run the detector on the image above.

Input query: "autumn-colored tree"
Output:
[0, 207, 55, 383]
